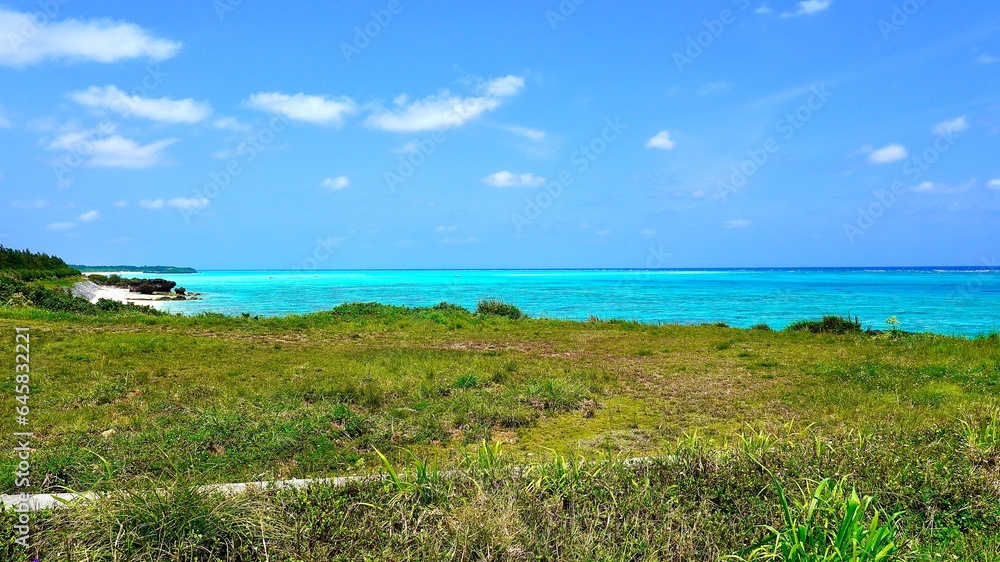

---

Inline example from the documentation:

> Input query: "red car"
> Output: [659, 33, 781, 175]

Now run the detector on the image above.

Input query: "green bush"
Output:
[475, 299, 525, 320]
[787, 315, 863, 335]
[751, 323, 774, 331]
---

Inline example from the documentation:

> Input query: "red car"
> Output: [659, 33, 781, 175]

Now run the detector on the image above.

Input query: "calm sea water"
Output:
[137, 269, 1000, 336]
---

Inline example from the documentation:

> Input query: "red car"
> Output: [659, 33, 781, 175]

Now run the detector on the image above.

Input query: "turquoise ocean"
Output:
[136, 268, 1000, 336]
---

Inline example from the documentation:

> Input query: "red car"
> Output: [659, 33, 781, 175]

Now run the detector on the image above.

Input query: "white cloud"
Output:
[782, 0, 832, 17]
[724, 219, 752, 228]
[755, 4, 774, 14]
[932, 116, 968, 136]
[596, 229, 612, 236]
[245, 92, 356, 126]
[69, 86, 211, 123]
[366, 75, 525, 132]
[641, 228, 657, 237]
[987, 179, 1000, 190]
[113, 200, 129, 208]
[167, 197, 210, 211]
[482, 171, 545, 188]
[868, 144, 908, 164]
[0, 8, 180, 67]
[78, 210, 99, 222]
[322, 176, 350, 190]
[48, 133, 178, 168]
[501, 125, 547, 142]
[435, 225, 457, 233]
[139, 198, 164, 209]
[0, 113, 10, 128]
[646, 131, 676, 151]
[47, 221, 75, 230]
[977, 54, 997, 64]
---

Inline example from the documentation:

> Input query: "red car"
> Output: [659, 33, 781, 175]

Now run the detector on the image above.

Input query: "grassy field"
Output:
[1, 303, 999, 560]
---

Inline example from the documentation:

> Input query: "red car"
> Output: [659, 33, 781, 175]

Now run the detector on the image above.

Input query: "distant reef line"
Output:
[71, 265, 198, 274]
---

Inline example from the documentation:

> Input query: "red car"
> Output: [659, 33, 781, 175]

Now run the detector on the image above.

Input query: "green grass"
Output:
[0, 303, 998, 559]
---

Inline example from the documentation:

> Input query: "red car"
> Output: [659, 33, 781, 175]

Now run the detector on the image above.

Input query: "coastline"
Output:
[71, 278, 185, 309]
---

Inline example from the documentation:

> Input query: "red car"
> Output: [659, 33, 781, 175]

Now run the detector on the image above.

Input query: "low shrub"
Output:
[475, 299, 525, 320]
[787, 314, 863, 335]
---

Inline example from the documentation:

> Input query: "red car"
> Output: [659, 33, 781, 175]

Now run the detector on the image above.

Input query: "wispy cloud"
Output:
[9, 199, 50, 209]
[212, 116, 251, 132]
[482, 171, 545, 188]
[392, 141, 421, 154]
[69, 85, 212, 123]
[366, 76, 525, 132]
[910, 180, 976, 195]
[245, 92, 357, 126]
[501, 124, 547, 142]
[932, 116, 968, 136]
[168, 197, 210, 210]
[977, 54, 997, 64]
[441, 236, 477, 245]
[322, 176, 350, 191]
[78, 210, 99, 222]
[47, 221, 75, 231]
[48, 132, 179, 168]
[782, 0, 832, 17]
[988, 179, 1000, 190]
[698, 81, 731, 95]
[0, 7, 180, 67]
[435, 225, 457, 233]
[139, 199, 165, 209]
[646, 131, 676, 151]
[724, 219, 752, 228]
[868, 144, 908, 164]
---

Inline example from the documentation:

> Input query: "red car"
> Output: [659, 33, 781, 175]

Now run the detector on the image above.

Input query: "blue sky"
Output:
[1, 0, 998, 269]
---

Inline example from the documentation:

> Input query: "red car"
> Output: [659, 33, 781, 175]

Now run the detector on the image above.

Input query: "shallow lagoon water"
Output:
[139, 268, 1000, 336]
